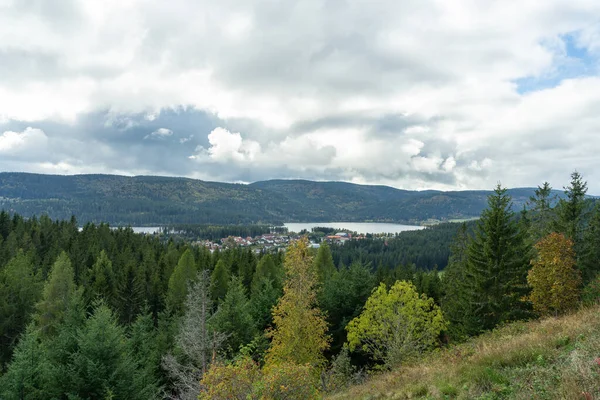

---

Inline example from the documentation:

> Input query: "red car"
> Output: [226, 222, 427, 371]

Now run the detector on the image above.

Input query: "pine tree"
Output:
[210, 276, 256, 357]
[464, 185, 533, 333]
[166, 249, 197, 314]
[527, 233, 581, 316]
[265, 238, 330, 369]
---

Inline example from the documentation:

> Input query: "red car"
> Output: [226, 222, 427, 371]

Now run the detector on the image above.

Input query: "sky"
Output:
[1, 0, 600, 193]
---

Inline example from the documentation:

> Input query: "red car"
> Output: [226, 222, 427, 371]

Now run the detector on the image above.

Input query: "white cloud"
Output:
[0, 127, 48, 155]
[144, 128, 173, 139]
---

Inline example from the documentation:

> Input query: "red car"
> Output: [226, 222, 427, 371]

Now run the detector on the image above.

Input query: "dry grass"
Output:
[327, 305, 600, 400]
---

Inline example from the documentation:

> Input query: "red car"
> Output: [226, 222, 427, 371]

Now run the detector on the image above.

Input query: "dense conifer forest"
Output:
[0, 172, 599, 399]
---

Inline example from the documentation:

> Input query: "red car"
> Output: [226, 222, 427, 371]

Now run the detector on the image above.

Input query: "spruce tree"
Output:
[166, 249, 197, 314]
[580, 204, 600, 283]
[555, 171, 588, 241]
[210, 276, 256, 357]
[66, 303, 142, 399]
[464, 185, 533, 333]
[35, 252, 80, 338]
[528, 181, 556, 241]
[441, 223, 477, 340]
[0, 251, 43, 365]
[0, 324, 52, 400]
[210, 259, 230, 303]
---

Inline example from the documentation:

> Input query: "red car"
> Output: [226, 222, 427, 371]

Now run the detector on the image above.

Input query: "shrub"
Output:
[259, 363, 320, 400]
[581, 274, 600, 306]
[199, 357, 260, 400]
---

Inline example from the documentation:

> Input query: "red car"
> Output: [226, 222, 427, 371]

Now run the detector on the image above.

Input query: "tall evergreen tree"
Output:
[528, 182, 556, 241]
[210, 259, 230, 303]
[67, 303, 147, 399]
[464, 185, 533, 333]
[166, 249, 197, 314]
[314, 241, 336, 283]
[580, 203, 600, 283]
[0, 324, 51, 400]
[210, 276, 256, 357]
[35, 251, 80, 338]
[0, 251, 43, 365]
[555, 171, 588, 241]
[86, 250, 116, 305]
[441, 223, 477, 340]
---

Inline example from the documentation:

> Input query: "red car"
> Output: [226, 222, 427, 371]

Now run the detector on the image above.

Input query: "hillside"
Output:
[0, 172, 558, 225]
[329, 305, 600, 400]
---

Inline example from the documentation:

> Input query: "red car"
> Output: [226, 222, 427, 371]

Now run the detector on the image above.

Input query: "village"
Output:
[193, 230, 364, 252]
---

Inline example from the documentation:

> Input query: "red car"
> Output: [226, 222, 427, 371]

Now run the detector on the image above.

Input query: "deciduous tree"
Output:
[528, 232, 581, 316]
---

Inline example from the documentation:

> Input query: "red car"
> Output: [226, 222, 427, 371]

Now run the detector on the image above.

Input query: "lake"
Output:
[283, 222, 425, 235]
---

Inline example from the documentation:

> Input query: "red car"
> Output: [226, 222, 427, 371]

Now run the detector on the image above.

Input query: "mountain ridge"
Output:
[0, 172, 562, 226]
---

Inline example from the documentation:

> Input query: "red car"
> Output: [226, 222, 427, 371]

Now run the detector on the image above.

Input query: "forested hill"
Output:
[0, 172, 558, 225]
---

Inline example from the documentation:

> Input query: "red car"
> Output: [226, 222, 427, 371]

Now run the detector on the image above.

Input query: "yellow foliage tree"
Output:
[264, 238, 330, 369]
[346, 281, 446, 368]
[527, 232, 582, 316]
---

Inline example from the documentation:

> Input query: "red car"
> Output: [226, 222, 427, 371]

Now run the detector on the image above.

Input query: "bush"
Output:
[582, 274, 600, 306]
[259, 363, 320, 400]
[199, 357, 260, 400]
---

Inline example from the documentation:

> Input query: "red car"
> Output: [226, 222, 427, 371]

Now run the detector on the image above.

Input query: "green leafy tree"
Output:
[210, 276, 256, 357]
[527, 233, 582, 316]
[166, 249, 197, 314]
[265, 238, 330, 370]
[346, 281, 446, 368]
[464, 185, 533, 333]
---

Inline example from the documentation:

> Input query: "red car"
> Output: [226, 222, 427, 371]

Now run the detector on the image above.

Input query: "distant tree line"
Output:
[162, 224, 288, 242]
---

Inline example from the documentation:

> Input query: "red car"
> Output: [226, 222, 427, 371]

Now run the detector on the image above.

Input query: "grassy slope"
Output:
[329, 305, 600, 400]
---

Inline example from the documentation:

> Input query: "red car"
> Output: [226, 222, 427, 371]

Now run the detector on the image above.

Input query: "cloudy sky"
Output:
[1, 0, 600, 192]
